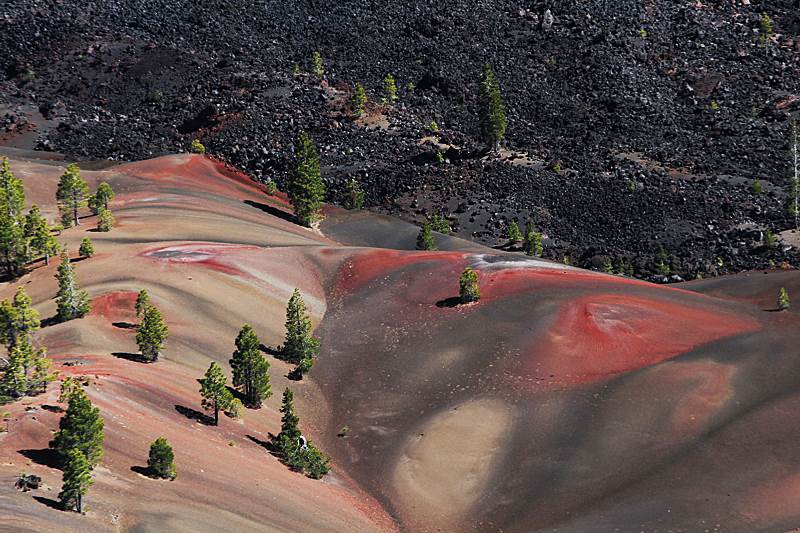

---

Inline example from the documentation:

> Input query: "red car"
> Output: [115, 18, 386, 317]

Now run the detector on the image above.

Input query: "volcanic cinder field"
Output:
[0, 151, 799, 532]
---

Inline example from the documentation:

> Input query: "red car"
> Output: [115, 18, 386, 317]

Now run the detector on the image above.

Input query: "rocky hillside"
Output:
[2, 0, 800, 279]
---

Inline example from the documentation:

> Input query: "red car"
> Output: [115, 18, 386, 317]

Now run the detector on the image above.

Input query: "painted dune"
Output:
[0, 152, 798, 532]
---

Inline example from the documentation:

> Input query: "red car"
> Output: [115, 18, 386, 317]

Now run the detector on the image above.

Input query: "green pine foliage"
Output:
[272, 388, 330, 479]
[427, 214, 451, 235]
[287, 131, 326, 227]
[507, 220, 522, 243]
[78, 238, 94, 259]
[459, 267, 480, 303]
[416, 221, 437, 251]
[384, 73, 398, 103]
[778, 287, 790, 311]
[88, 182, 115, 215]
[24, 205, 58, 265]
[59, 448, 92, 513]
[351, 83, 367, 116]
[523, 224, 543, 257]
[199, 361, 233, 426]
[479, 64, 507, 150]
[147, 437, 176, 480]
[135, 289, 150, 319]
[281, 289, 320, 366]
[344, 178, 365, 210]
[312, 51, 324, 78]
[51, 387, 105, 468]
[55, 251, 91, 321]
[230, 324, 271, 407]
[59, 376, 83, 404]
[0, 158, 27, 277]
[97, 208, 114, 232]
[0, 334, 53, 398]
[191, 139, 206, 154]
[0, 286, 40, 350]
[56, 164, 89, 228]
[136, 304, 169, 362]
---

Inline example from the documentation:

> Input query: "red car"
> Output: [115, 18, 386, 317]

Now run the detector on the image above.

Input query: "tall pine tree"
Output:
[229, 324, 271, 407]
[24, 205, 58, 265]
[59, 448, 92, 513]
[287, 131, 326, 227]
[479, 64, 507, 150]
[88, 182, 115, 215]
[136, 304, 169, 362]
[0, 158, 27, 277]
[56, 163, 89, 228]
[55, 251, 90, 321]
[0, 286, 40, 350]
[199, 361, 233, 426]
[281, 289, 320, 365]
[50, 387, 105, 468]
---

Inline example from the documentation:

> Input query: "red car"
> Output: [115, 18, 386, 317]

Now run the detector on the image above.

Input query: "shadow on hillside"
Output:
[246, 434, 280, 458]
[130, 465, 152, 477]
[19, 448, 60, 469]
[40, 315, 61, 328]
[175, 404, 214, 426]
[33, 496, 62, 510]
[112, 321, 138, 330]
[111, 352, 148, 363]
[71, 256, 89, 263]
[435, 297, 462, 308]
[244, 200, 296, 225]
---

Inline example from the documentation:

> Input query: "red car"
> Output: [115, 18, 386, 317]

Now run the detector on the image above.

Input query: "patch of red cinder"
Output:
[335, 249, 468, 295]
[89, 290, 139, 320]
[527, 293, 760, 386]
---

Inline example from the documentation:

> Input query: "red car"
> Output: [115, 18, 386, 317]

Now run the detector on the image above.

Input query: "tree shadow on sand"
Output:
[435, 297, 462, 308]
[19, 448, 61, 469]
[112, 321, 138, 330]
[246, 434, 281, 458]
[174, 404, 214, 426]
[111, 352, 149, 363]
[33, 496, 62, 510]
[40, 315, 62, 328]
[244, 200, 296, 225]
[130, 465, 152, 477]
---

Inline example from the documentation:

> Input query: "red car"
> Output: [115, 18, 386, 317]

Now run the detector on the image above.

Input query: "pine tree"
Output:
[199, 361, 233, 426]
[0, 159, 26, 277]
[59, 448, 92, 513]
[55, 251, 90, 321]
[56, 164, 89, 228]
[459, 267, 480, 303]
[479, 63, 507, 150]
[0, 157, 24, 218]
[416, 221, 437, 251]
[97, 208, 114, 232]
[59, 376, 83, 404]
[760, 12, 773, 57]
[272, 388, 330, 478]
[88, 182, 114, 215]
[136, 304, 168, 362]
[344, 178, 365, 210]
[0, 286, 40, 350]
[230, 324, 271, 407]
[78, 238, 94, 259]
[135, 289, 150, 319]
[778, 287, 790, 311]
[281, 289, 320, 365]
[1, 335, 53, 398]
[287, 131, 326, 227]
[384, 73, 398, 104]
[523, 224, 543, 257]
[351, 83, 367, 116]
[147, 437, 176, 480]
[311, 51, 324, 78]
[507, 220, 522, 244]
[51, 387, 105, 468]
[275, 388, 301, 452]
[24, 205, 58, 265]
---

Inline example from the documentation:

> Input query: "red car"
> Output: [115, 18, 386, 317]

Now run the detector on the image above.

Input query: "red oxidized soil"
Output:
[335, 249, 468, 295]
[528, 293, 760, 385]
[89, 290, 139, 321]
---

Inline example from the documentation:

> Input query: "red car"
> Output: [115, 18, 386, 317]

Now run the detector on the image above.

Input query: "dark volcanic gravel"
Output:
[1, 0, 800, 280]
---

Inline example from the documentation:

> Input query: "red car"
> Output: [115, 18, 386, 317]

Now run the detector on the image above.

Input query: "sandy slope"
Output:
[0, 152, 799, 532]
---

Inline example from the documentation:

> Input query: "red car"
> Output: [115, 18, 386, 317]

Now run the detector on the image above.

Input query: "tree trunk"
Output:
[45, 252, 49, 266]
[76, 494, 82, 514]
[214, 402, 219, 426]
